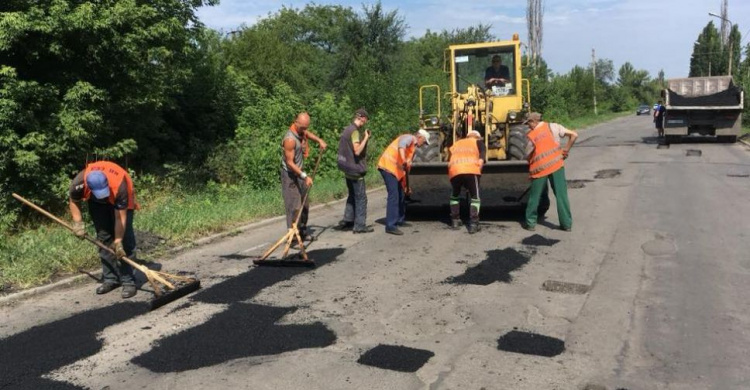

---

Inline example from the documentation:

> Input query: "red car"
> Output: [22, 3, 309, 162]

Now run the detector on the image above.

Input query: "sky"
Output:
[196, 0, 750, 80]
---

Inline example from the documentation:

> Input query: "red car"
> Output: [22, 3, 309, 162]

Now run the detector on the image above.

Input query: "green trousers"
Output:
[524, 167, 572, 229]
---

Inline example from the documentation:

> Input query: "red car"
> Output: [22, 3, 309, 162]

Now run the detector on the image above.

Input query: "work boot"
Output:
[522, 224, 536, 232]
[468, 223, 481, 234]
[121, 284, 137, 299]
[353, 226, 375, 234]
[385, 228, 404, 236]
[450, 219, 463, 230]
[336, 220, 354, 231]
[96, 282, 120, 295]
[396, 221, 412, 227]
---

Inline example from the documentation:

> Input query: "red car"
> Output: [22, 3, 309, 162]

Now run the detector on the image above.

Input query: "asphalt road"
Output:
[1, 115, 749, 390]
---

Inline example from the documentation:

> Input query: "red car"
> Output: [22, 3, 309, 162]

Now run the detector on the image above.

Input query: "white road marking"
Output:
[239, 242, 270, 254]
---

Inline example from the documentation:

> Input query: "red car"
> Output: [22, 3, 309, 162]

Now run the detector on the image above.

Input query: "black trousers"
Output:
[88, 200, 136, 284]
[343, 178, 368, 229]
[450, 174, 481, 222]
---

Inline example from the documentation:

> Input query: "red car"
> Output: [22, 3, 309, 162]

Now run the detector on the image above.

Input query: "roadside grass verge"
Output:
[1, 111, 628, 292]
[0, 172, 381, 291]
[564, 111, 632, 130]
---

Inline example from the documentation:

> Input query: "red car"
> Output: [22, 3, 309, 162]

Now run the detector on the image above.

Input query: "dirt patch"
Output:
[132, 302, 336, 372]
[357, 344, 435, 372]
[0, 302, 147, 388]
[594, 169, 621, 179]
[445, 248, 531, 286]
[541, 280, 590, 295]
[567, 179, 594, 189]
[135, 230, 166, 253]
[522, 234, 560, 247]
[497, 330, 565, 357]
[685, 149, 702, 157]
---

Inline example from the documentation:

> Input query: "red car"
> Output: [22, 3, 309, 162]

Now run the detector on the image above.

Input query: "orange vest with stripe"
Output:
[448, 138, 481, 179]
[527, 122, 564, 179]
[83, 161, 137, 210]
[377, 134, 416, 181]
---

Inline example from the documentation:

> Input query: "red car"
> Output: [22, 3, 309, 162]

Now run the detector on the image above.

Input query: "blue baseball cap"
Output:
[86, 171, 110, 199]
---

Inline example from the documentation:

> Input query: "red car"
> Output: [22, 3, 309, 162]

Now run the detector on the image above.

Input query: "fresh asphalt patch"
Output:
[191, 248, 345, 304]
[130, 248, 346, 372]
[0, 302, 148, 389]
[132, 302, 337, 372]
[497, 330, 565, 357]
[594, 169, 621, 179]
[445, 248, 531, 286]
[521, 234, 560, 247]
[357, 344, 435, 372]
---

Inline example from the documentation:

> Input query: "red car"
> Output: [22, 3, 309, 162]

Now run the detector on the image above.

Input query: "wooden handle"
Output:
[12, 193, 145, 271]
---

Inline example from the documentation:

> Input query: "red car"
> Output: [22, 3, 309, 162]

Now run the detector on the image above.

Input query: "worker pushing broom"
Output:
[13, 160, 200, 310]
[255, 112, 327, 267]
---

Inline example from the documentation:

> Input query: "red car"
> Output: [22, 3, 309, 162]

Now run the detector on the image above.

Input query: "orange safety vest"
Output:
[83, 161, 137, 210]
[377, 134, 416, 181]
[527, 122, 564, 179]
[448, 138, 481, 179]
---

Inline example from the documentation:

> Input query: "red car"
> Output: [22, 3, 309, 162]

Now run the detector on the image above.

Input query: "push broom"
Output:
[12, 193, 201, 310]
[253, 150, 324, 267]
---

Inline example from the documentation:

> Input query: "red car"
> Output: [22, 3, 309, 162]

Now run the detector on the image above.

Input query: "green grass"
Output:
[564, 111, 631, 130]
[0, 171, 383, 290]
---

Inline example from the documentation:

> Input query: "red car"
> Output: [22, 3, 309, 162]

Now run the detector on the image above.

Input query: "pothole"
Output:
[657, 143, 669, 149]
[567, 179, 594, 189]
[541, 280, 590, 294]
[727, 174, 749, 178]
[357, 344, 434, 372]
[497, 330, 565, 357]
[641, 235, 677, 257]
[594, 169, 621, 179]
[686, 149, 702, 157]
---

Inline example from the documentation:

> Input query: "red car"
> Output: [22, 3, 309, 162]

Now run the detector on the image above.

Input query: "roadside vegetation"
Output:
[3, 1, 745, 290]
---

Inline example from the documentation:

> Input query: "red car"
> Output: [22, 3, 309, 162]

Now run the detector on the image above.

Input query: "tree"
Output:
[690, 22, 722, 77]
[0, 0, 217, 229]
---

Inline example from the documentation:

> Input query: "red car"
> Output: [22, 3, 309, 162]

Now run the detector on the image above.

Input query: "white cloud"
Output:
[196, 0, 750, 79]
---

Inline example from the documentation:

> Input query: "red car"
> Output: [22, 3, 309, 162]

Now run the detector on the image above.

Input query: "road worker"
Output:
[280, 112, 327, 242]
[448, 130, 485, 234]
[522, 112, 574, 232]
[377, 129, 430, 235]
[69, 161, 138, 298]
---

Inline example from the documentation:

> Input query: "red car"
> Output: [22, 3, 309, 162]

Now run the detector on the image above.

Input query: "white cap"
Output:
[468, 130, 481, 138]
[416, 129, 431, 145]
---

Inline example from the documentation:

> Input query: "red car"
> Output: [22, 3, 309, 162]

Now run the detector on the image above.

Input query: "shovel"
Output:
[12, 193, 201, 310]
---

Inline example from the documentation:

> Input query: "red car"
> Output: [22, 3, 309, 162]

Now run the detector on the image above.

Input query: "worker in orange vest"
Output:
[522, 112, 574, 232]
[448, 130, 485, 233]
[68, 161, 139, 298]
[377, 129, 430, 235]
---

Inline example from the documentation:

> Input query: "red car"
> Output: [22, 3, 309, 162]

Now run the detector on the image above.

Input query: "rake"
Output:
[12, 193, 201, 310]
[253, 151, 324, 267]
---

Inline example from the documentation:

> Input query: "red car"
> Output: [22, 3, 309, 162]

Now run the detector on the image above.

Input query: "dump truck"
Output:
[662, 76, 744, 143]
[408, 35, 531, 208]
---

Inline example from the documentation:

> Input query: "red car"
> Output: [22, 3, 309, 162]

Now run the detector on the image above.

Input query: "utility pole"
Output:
[592, 48, 598, 115]
[709, 12, 733, 76]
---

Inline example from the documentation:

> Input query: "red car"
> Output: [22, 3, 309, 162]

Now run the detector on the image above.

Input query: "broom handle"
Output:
[293, 150, 324, 227]
[12, 193, 145, 272]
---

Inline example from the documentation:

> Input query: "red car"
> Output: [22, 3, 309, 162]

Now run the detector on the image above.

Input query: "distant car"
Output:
[637, 104, 651, 115]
